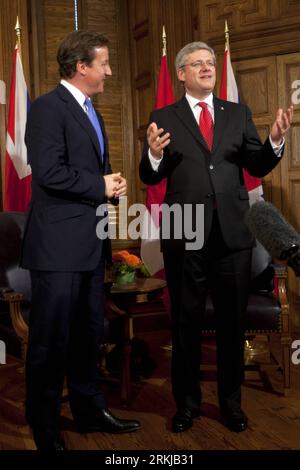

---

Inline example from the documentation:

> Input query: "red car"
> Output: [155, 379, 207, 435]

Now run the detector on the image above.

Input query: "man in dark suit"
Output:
[139, 41, 293, 433]
[21, 30, 140, 450]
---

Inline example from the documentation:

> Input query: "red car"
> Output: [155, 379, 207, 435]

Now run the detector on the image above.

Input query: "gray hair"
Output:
[175, 42, 216, 70]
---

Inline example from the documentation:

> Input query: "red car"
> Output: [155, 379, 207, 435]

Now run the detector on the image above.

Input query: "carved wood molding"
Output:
[199, 0, 300, 57]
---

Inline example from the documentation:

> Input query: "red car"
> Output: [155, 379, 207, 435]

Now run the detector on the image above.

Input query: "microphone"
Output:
[245, 201, 300, 276]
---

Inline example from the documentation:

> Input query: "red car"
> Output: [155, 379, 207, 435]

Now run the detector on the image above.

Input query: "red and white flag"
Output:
[4, 45, 31, 212]
[141, 53, 175, 277]
[219, 42, 263, 204]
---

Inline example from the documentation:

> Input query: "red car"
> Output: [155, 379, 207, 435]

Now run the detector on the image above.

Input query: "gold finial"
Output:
[162, 25, 166, 56]
[15, 16, 22, 55]
[225, 20, 230, 51]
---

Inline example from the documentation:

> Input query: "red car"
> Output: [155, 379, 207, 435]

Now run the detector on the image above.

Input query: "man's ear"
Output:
[177, 68, 185, 84]
[76, 61, 87, 76]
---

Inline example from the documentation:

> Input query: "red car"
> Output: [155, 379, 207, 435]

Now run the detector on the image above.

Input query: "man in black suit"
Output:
[139, 42, 293, 433]
[21, 30, 140, 450]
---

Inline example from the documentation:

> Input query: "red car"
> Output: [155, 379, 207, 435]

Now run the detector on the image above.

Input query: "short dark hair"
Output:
[57, 30, 109, 79]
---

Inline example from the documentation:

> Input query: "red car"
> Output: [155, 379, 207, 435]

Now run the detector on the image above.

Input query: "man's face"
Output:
[83, 46, 112, 95]
[177, 49, 216, 99]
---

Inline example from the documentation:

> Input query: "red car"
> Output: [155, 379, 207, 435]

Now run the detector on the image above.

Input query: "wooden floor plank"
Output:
[1, 331, 300, 450]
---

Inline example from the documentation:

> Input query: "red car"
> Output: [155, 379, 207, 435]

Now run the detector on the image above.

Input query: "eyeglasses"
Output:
[180, 60, 216, 69]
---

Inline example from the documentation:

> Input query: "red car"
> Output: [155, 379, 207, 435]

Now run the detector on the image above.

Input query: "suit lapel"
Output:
[173, 96, 209, 152]
[211, 96, 228, 157]
[56, 85, 103, 168]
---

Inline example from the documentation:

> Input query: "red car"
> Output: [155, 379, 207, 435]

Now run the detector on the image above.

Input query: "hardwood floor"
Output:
[1, 330, 300, 450]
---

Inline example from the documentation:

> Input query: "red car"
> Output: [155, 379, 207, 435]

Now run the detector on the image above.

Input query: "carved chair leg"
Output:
[281, 336, 292, 395]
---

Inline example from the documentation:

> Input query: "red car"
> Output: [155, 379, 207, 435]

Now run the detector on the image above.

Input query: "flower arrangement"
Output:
[112, 250, 150, 284]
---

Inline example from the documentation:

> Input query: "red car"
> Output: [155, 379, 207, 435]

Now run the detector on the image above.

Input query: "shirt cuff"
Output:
[269, 135, 285, 157]
[148, 149, 163, 171]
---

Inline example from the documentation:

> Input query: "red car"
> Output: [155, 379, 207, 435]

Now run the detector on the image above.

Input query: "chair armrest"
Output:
[274, 264, 288, 308]
[0, 288, 28, 344]
[0, 287, 14, 296]
[274, 264, 290, 334]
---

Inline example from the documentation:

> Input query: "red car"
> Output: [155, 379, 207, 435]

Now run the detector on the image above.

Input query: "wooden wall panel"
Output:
[279, 0, 300, 19]
[235, 59, 277, 119]
[288, 178, 300, 328]
[227, 57, 282, 211]
[200, 0, 300, 41]
[30, 0, 78, 97]
[203, 0, 275, 35]
[197, 0, 300, 66]
[290, 179, 300, 232]
[290, 124, 300, 169]
[277, 52, 300, 329]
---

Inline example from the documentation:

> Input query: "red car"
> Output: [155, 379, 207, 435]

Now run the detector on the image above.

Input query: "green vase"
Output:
[115, 271, 136, 285]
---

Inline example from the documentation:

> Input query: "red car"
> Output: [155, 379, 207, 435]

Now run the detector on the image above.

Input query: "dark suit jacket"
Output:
[21, 84, 114, 271]
[139, 95, 283, 252]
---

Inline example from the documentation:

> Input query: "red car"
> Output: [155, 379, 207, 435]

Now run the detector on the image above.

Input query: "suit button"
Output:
[209, 164, 214, 170]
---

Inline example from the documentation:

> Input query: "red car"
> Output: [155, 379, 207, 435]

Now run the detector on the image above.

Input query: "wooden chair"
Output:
[0, 212, 29, 421]
[0, 212, 29, 363]
[201, 244, 292, 396]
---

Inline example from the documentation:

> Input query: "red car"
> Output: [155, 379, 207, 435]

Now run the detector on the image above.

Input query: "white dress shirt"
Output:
[60, 79, 87, 111]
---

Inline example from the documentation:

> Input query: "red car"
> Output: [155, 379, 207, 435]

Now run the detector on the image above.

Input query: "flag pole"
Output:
[15, 16, 22, 57]
[225, 20, 230, 51]
[73, 0, 79, 31]
[162, 25, 166, 56]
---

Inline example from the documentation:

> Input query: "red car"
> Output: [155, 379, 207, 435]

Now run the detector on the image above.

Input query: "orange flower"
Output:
[112, 250, 150, 279]
[126, 254, 141, 268]
[112, 250, 131, 263]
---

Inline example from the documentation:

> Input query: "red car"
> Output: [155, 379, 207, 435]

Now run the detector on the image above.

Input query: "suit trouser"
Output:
[25, 260, 106, 441]
[163, 210, 251, 411]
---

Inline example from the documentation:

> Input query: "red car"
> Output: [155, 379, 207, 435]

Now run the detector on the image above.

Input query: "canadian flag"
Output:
[4, 45, 31, 212]
[141, 54, 175, 276]
[140, 52, 175, 313]
[219, 42, 263, 205]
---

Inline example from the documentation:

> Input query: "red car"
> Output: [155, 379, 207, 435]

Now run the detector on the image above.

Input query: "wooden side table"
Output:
[106, 278, 167, 404]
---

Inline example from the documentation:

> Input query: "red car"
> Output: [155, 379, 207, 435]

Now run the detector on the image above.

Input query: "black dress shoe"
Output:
[172, 408, 201, 433]
[221, 408, 248, 433]
[76, 408, 141, 434]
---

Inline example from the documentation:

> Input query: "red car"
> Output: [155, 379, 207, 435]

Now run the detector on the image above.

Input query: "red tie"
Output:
[199, 102, 213, 151]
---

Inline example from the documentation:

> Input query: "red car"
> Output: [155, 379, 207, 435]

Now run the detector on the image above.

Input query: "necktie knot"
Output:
[199, 101, 208, 110]
[85, 98, 92, 112]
